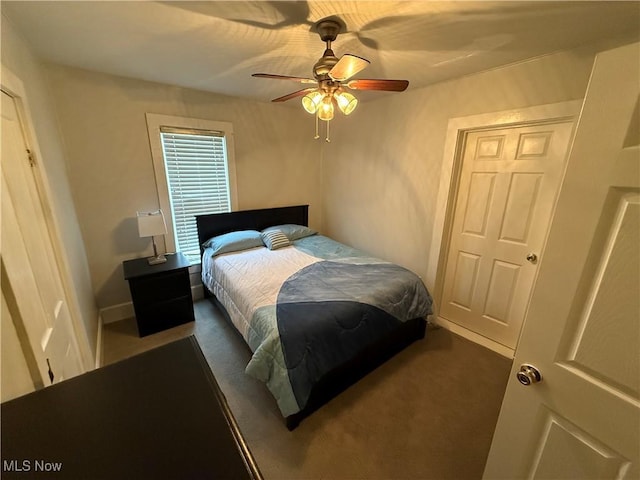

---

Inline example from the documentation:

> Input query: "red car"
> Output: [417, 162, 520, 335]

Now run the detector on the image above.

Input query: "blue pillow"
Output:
[262, 224, 316, 241]
[202, 230, 264, 256]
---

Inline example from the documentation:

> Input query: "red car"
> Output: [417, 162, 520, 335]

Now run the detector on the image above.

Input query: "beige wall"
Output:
[44, 65, 322, 309]
[1, 15, 98, 363]
[321, 45, 603, 292]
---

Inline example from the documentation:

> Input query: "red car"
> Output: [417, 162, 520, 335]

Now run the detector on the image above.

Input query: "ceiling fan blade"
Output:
[252, 73, 316, 84]
[328, 54, 370, 81]
[346, 79, 409, 92]
[272, 88, 317, 102]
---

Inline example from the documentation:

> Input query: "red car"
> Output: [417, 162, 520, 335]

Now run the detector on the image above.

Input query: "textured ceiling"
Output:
[3, 1, 639, 105]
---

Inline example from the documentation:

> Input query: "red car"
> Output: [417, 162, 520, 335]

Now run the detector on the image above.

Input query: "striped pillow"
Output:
[261, 229, 291, 250]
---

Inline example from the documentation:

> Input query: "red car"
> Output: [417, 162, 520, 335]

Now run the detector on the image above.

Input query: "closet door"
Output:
[439, 120, 573, 350]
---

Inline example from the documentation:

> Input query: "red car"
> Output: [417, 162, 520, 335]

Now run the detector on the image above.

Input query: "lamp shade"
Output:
[137, 210, 167, 238]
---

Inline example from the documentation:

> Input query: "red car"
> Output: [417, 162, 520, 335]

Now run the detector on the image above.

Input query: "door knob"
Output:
[526, 253, 538, 264]
[516, 364, 542, 386]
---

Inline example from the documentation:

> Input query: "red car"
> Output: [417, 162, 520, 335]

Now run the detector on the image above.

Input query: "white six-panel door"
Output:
[483, 42, 639, 479]
[440, 122, 573, 349]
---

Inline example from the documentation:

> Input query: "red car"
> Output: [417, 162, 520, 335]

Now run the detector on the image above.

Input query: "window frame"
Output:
[146, 113, 238, 263]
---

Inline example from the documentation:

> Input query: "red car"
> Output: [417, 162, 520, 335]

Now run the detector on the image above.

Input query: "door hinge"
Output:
[26, 148, 35, 167]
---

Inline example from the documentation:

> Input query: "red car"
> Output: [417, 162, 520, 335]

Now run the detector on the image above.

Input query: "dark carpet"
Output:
[103, 299, 512, 479]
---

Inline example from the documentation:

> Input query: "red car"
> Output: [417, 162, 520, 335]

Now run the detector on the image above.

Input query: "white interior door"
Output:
[440, 121, 573, 350]
[1, 287, 37, 401]
[1, 90, 82, 393]
[483, 42, 639, 479]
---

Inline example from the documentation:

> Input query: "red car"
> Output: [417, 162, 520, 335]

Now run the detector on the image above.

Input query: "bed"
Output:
[196, 205, 433, 429]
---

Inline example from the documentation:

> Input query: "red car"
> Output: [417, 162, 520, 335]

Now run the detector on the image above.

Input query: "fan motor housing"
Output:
[313, 49, 339, 79]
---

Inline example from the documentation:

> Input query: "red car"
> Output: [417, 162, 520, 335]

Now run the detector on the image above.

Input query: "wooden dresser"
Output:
[1, 336, 262, 480]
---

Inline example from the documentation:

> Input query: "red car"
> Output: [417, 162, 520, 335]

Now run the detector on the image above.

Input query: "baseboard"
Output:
[100, 286, 202, 326]
[99, 302, 134, 325]
[434, 316, 515, 359]
[191, 284, 204, 301]
[95, 314, 104, 369]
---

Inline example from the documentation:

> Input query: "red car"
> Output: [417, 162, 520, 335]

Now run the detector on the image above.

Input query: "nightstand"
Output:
[123, 252, 194, 337]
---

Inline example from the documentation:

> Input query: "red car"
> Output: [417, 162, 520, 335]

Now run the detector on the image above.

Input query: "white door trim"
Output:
[1, 64, 92, 371]
[426, 101, 582, 355]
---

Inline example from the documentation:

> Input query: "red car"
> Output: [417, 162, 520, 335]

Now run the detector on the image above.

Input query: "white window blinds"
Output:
[160, 127, 231, 261]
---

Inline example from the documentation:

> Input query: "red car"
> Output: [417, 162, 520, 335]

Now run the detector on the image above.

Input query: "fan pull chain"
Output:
[314, 113, 320, 139]
[325, 119, 331, 143]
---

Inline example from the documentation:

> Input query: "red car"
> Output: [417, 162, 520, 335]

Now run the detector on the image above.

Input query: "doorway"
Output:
[427, 102, 581, 357]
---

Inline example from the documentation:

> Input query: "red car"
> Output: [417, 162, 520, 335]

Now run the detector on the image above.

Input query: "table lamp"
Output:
[137, 210, 167, 265]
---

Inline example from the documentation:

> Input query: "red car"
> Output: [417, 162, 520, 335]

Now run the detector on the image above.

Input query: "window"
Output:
[160, 128, 230, 260]
[146, 114, 237, 264]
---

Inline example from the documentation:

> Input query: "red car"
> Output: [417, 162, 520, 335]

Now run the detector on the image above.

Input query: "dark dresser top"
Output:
[1, 336, 262, 480]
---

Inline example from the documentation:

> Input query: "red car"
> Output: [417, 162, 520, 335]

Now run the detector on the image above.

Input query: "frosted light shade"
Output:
[302, 91, 323, 114]
[336, 92, 358, 115]
[317, 96, 334, 121]
[137, 210, 167, 238]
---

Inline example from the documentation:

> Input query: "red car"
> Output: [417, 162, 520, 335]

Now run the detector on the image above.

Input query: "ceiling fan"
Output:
[252, 18, 409, 141]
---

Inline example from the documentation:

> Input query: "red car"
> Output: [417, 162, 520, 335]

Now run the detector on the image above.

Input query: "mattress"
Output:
[202, 234, 433, 417]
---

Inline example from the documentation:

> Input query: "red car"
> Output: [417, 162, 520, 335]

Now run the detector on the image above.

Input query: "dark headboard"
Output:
[196, 205, 309, 248]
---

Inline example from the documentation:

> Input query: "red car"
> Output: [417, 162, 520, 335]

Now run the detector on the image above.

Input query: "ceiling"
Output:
[3, 1, 639, 105]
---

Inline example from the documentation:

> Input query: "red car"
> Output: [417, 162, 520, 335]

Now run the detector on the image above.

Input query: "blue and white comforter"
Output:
[202, 235, 433, 417]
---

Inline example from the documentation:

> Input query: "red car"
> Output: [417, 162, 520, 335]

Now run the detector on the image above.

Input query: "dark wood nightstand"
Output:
[123, 252, 194, 336]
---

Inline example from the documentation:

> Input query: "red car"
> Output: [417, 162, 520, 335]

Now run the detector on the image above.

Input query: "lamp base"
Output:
[147, 254, 167, 265]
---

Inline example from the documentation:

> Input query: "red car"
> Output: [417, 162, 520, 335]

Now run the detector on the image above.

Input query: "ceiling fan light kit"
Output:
[302, 90, 357, 116]
[252, 18, 409, 142]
